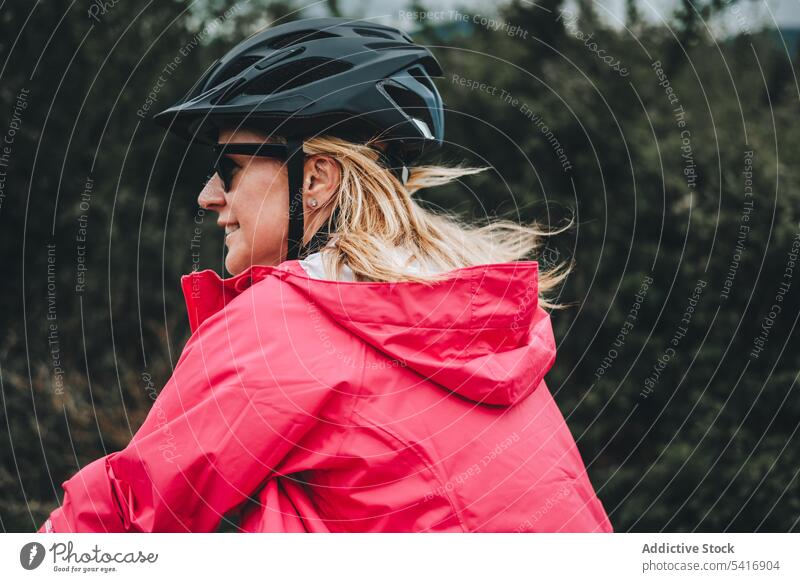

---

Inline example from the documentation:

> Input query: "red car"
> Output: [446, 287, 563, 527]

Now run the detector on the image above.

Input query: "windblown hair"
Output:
[273, 134, 572, 310]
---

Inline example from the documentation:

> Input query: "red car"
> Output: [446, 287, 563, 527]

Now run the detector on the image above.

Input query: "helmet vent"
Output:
[408, 65, 435, 93]
[382, 82, 434, 131]
[267, 29, 338, 49]
[216, 56, 262, 84]
[365, 41, 415, 50]
[241, 58, 353, 96]
[353, 27, 396, 39]
[419, 56, 444, 77]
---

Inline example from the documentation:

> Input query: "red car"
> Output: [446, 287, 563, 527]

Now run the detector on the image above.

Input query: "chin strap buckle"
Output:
[376, 147, 409, 185]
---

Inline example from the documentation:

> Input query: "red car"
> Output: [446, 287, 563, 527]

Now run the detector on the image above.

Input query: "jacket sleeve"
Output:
[39, 285, 338, 532]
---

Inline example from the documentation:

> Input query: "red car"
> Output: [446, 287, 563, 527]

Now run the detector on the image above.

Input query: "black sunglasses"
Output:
[209, 143, 303, 192]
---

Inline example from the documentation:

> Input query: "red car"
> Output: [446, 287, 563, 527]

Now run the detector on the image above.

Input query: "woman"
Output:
[39, 17, 612, 533]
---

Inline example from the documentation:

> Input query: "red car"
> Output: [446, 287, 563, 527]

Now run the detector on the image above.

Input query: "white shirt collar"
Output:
[298, 237, 435, 281]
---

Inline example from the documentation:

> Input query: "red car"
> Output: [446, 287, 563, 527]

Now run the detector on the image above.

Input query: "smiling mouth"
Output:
[224, 224, 240, 238]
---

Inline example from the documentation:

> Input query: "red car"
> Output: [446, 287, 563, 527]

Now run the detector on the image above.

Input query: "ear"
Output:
[303, 154, 341, 206]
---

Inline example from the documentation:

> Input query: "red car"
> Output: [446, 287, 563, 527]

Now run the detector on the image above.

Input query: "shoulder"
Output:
[181, 269, 361, 388]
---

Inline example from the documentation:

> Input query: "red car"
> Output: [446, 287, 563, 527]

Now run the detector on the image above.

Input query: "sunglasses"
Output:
[209, 143, 304, 192]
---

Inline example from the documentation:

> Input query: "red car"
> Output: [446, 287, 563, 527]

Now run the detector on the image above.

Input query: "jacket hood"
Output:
[181, 260, 556, 407]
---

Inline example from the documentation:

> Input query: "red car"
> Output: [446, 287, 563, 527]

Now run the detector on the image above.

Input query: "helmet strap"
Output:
[303, 204, 341, 257]
[376, 148, 408, 185]
[285, 138, 306, 262]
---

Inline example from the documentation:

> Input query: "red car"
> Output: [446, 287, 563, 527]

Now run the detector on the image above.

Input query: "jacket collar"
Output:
[181, 262, 302, 333]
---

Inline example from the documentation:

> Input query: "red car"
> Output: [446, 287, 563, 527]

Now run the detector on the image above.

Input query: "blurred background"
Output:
[1, 0, 799, 532]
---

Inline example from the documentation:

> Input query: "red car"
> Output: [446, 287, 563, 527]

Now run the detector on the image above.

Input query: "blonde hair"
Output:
[271, 134, 573, 310]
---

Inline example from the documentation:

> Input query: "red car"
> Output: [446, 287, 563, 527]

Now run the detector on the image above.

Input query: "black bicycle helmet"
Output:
[154, 17, 446, 261]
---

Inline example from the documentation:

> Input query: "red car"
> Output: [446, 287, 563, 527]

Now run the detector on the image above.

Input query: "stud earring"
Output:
[307, 198, 318, 208]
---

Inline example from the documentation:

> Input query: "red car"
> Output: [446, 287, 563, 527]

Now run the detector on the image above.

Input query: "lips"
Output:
[223, 224, 240, 246]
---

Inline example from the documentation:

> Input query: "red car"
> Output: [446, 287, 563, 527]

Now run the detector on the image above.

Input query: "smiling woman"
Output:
[37, 16, 612, 534]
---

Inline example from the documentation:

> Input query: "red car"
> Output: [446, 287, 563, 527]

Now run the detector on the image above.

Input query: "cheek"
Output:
[232, 166, 288, 252]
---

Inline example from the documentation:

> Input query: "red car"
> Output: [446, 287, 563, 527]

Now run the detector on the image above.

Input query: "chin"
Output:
[225, 243, 282, 275]
[225, 252, 248, 276]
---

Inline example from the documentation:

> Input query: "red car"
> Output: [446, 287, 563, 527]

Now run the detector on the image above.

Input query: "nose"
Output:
[198, 174, 226, 211]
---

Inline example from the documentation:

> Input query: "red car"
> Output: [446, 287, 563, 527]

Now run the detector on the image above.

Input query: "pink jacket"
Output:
[39, 259, 613, 532]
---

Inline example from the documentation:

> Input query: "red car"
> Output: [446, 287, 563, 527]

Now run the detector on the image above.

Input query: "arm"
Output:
[39, 287, 337, 532]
